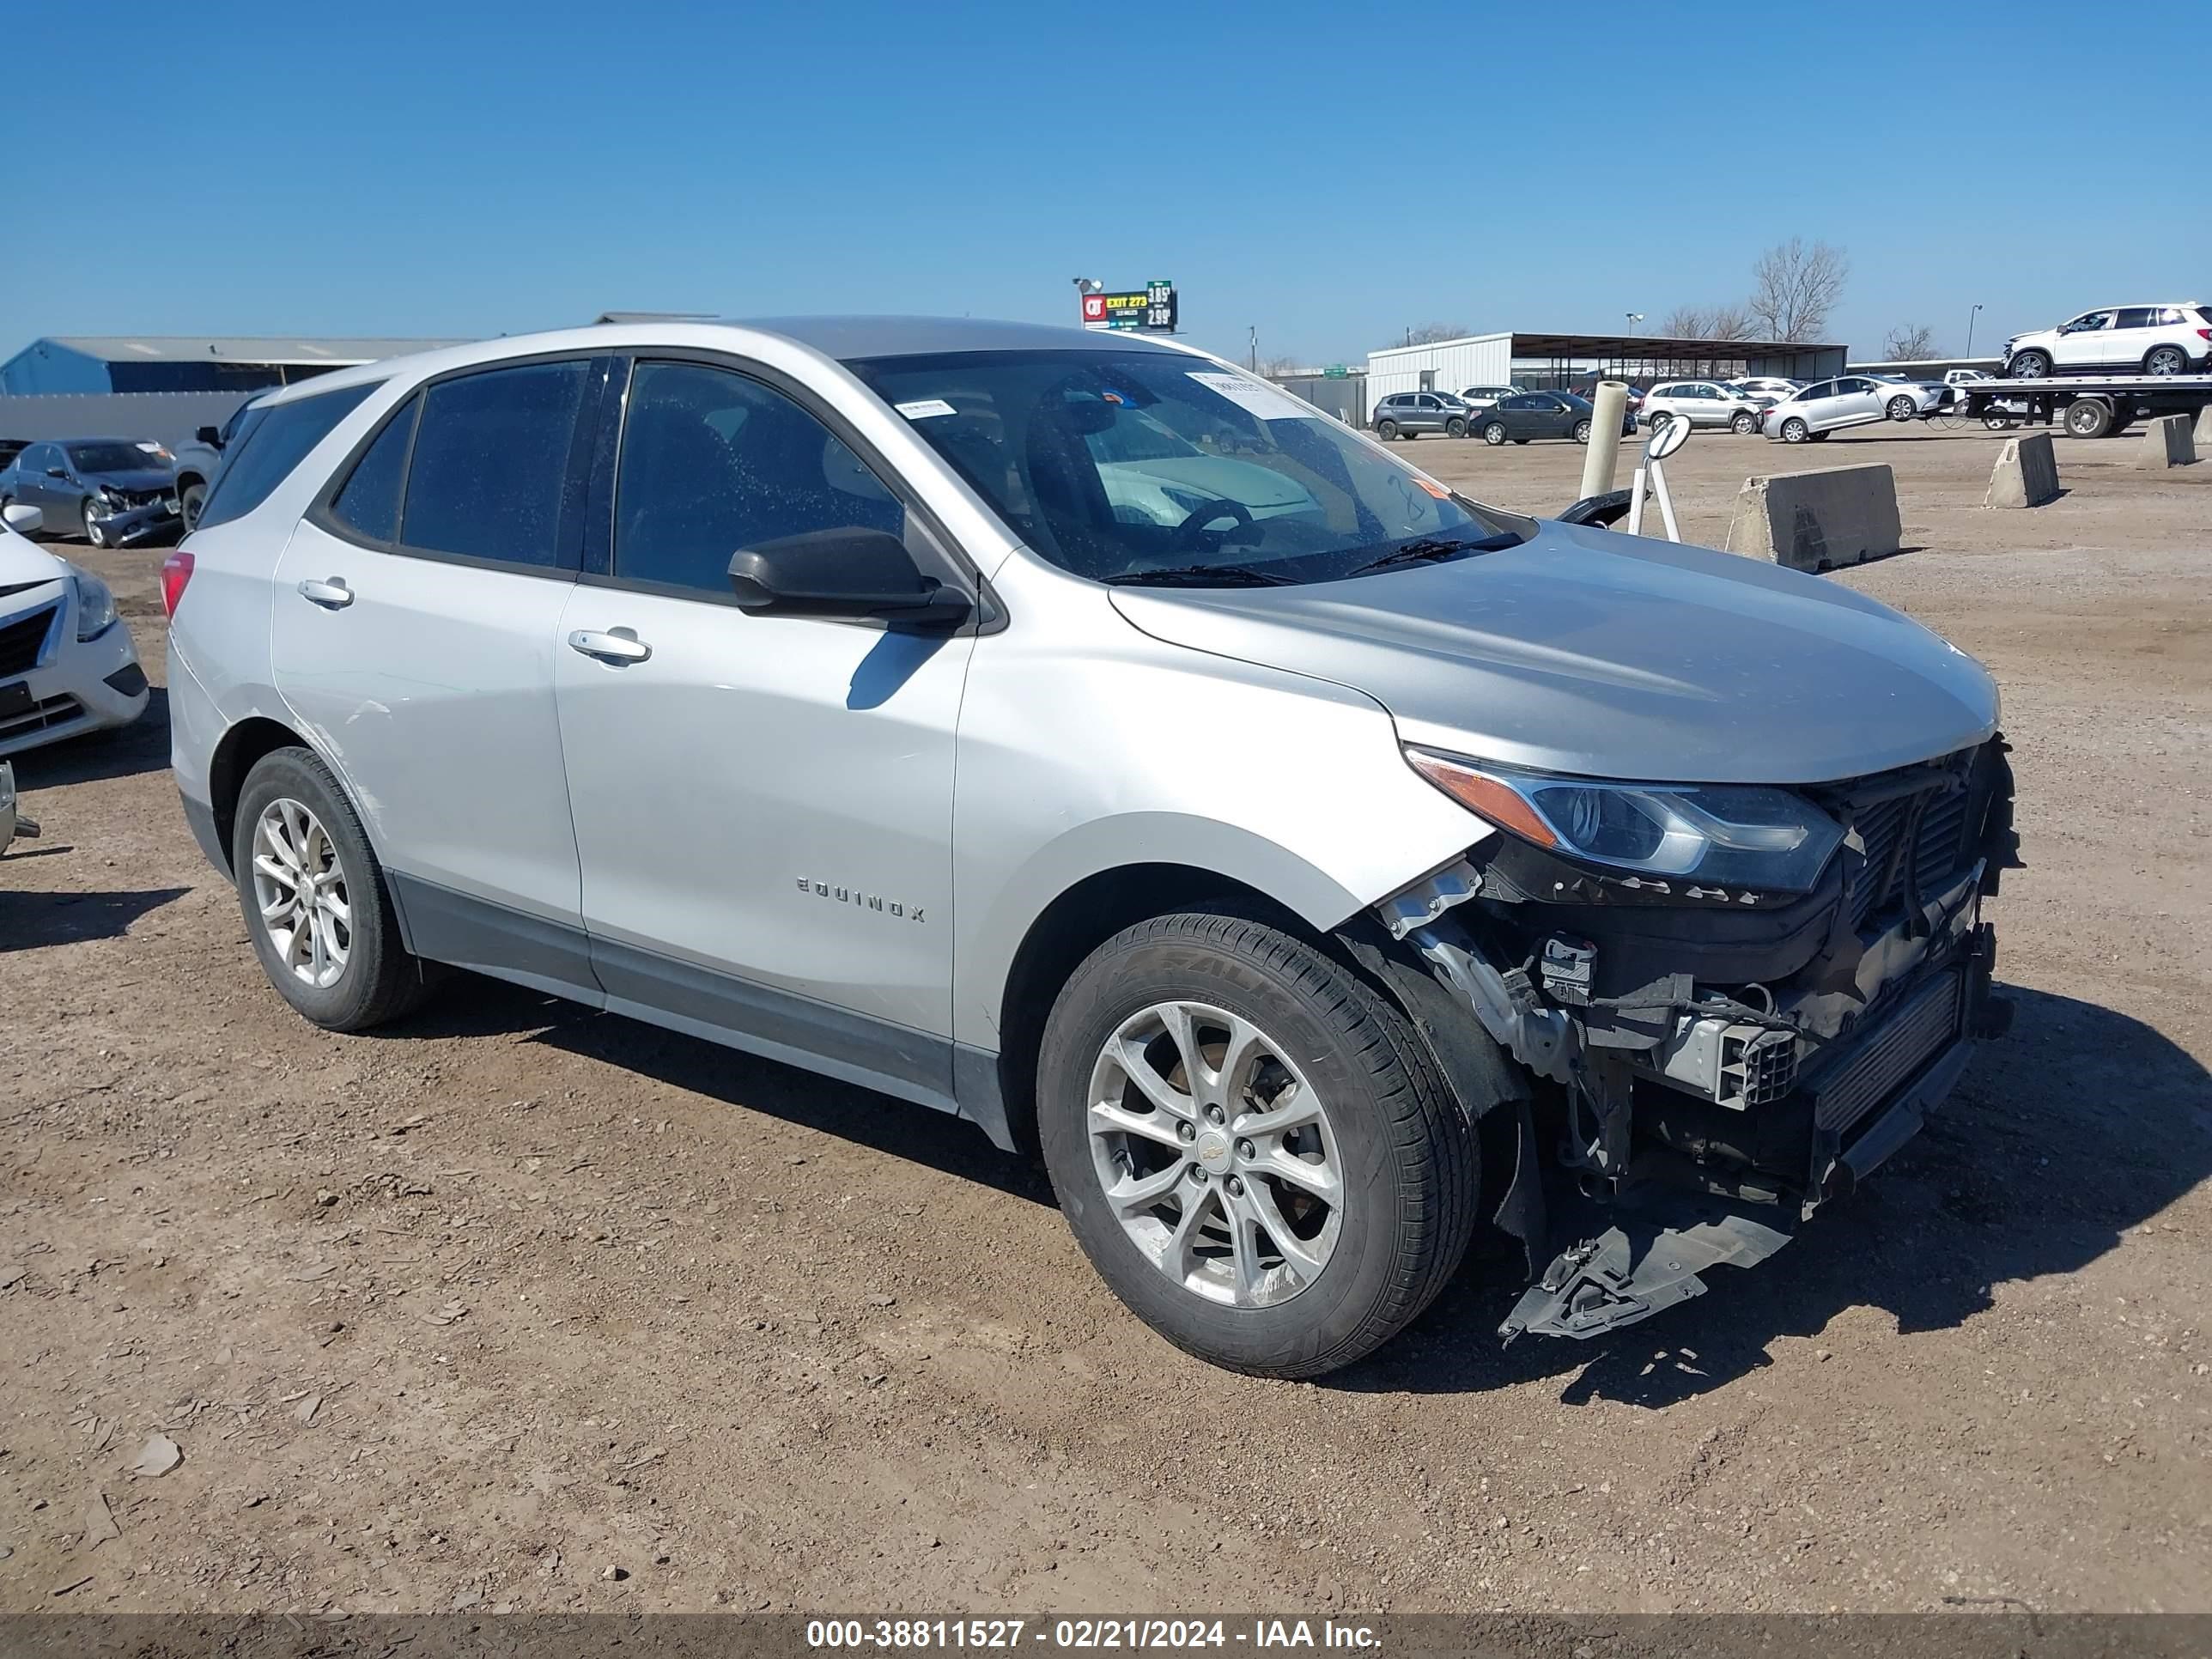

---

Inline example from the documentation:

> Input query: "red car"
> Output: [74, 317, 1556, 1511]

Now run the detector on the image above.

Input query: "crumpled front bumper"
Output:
[88, 495, 181, 548]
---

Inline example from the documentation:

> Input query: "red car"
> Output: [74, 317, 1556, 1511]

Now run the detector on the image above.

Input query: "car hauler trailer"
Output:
[1959, 373, 2212, 439]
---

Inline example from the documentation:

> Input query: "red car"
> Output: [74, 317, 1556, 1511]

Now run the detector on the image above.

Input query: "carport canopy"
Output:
[1509, 331, 1848, 382]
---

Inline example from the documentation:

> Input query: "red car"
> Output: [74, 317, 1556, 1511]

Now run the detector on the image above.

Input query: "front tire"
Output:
[1036, 913, 1477, 1379]
[1444, 416, 1467, 438]
[2008, 349, 2051, 379]
[1730, 410, 1758, 434]
[1886, 395, 1917, 422]
[82, 500, 111, 548]
[232, 747, 434, 1031]
[1571, 419, 1592, 443]
[178, 478, 207, 532]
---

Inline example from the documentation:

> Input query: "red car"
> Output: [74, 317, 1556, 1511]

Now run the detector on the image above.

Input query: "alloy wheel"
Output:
[1086, 1000, 1343, 1308]
[83, 502, 110, 548]
[2145, 348, 2185, 376]
[251, 797, 353, 989]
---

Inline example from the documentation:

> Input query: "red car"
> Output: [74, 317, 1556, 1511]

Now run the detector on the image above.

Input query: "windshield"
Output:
[67, 441, 167, 474]
[849, 348, 1529, 585]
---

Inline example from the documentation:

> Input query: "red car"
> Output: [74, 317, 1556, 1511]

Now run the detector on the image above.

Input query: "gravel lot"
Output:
[2, 421, 2207, 1615]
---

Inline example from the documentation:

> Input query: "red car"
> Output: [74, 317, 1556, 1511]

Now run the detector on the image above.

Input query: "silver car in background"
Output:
[165, 318, 2014, 1376]
[1639, 380, 1765, 434]
[1760, 374, 1932, 441]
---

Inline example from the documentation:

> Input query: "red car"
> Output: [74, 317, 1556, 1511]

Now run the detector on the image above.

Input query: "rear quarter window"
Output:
[196, 382, 378, 532]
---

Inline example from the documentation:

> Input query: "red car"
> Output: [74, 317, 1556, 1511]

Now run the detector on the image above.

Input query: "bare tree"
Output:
[1659, 303, 1759, 341]
[1881, 323, 1941, 362]
[1403, 321, 1474, 346]
[1259, 354, 1307, 378]
[1747, 238, 1850, 341]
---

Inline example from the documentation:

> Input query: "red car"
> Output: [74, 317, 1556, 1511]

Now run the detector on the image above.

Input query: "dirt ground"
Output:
[2, 421, 2208, 1616]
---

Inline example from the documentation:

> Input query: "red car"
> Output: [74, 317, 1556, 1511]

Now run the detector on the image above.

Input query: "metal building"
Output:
[0, 335, 461, 396]
[1364, 330, 1849, 418]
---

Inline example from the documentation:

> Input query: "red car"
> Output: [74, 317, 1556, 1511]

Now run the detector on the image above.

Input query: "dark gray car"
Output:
[0, 438, 181, 547]
[1372, 392, 1471, 440]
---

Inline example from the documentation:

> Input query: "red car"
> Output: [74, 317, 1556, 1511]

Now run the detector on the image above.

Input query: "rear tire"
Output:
[2063, 398, 2115, 439]
[2144, 345, 2188, 376]
[1481, 422, 1507, 446]
[232, 747, 434, 1032]
[1036, 912, 1478, 1379]
[1375, 420, 1398, 441]
[1780, 417, 1809, 444]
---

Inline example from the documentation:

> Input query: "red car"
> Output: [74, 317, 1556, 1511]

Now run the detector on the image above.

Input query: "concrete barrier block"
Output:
[2196, 404, 2212, 447]
[1984, 432, 2060, 507]
[1724, 464, 1902, 572]
[2141, 414, 2197, 469]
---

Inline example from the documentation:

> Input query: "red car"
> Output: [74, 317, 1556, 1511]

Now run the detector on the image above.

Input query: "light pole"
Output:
[1249, 326, 1258, 373]
[1966, 302, 1984, 359]
[1625, 312, 1644, 333]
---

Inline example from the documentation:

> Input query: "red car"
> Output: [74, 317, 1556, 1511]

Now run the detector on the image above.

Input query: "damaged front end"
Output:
[1376, 738, 2021, 1343]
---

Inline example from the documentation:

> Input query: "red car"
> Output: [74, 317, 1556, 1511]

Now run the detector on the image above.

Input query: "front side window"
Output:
[197, 381, 377, 532]
[612, 361, 902, 598]
[400, 361, 589, 568]
[2066, 313, 2112, 332]
[850, 348, 1528, 585]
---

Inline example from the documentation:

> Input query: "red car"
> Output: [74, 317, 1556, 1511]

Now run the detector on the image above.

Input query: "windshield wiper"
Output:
[1102, 563, 1296, 588]
[1348, 532, 1521, 576]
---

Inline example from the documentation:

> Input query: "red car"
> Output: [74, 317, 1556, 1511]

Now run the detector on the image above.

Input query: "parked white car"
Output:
[1455, 385, 1522, 410]
[0, 504, 149, 757]
[2001, 304, 2212, 379]
[1727, 376, 1802, 404]
[1640, 381, 1764, 434]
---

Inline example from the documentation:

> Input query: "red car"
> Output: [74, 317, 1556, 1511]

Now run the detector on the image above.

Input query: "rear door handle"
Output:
[568, 628, 651, 665]
[297, 577, 353, 610]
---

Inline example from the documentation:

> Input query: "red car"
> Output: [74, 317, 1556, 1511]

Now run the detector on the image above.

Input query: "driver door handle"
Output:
[297, 577, 354, 610]
[568, 628, 651, 665]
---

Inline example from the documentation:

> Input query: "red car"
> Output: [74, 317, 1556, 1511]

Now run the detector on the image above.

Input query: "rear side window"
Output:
[327, 393, 420, 544]
[195, 382, 376, 532]
[611, 360, 903, 599]
[400, 362, 589, 568]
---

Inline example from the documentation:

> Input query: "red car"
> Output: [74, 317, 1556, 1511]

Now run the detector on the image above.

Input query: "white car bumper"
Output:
[0, 579, 150, 759]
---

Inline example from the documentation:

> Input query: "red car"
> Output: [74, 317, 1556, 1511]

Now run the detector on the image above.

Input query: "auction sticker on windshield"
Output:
[1186, 371, 1318, 423]
[895, 398, 957, 420]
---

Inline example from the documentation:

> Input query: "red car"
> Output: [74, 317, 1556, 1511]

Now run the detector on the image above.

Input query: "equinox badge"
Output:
[796, 876, 924, 923]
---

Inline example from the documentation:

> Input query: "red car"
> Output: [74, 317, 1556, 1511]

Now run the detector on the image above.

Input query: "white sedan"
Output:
[0, 503, 149, 758]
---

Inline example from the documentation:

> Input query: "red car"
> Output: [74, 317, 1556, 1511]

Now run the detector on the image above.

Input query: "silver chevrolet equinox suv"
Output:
[165, 318, 2017, 1378]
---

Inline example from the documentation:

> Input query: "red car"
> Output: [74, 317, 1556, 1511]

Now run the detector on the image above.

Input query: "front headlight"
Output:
[1404, 747, 1845, 894]
[67, 563, 118, 641]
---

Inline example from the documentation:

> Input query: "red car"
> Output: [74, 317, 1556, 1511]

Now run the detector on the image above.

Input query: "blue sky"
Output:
[7, 1, 2203, 368]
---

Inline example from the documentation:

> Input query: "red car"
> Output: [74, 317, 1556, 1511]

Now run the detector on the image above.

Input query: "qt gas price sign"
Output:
[1080, 280, 1177, 332]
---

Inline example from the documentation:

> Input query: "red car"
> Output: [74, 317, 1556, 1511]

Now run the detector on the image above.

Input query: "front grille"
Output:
[1808, 971, 1963, 1133]
[0, 604, 58, 678]
[105, 486, 173, 511]
[1841, 769, 1981, 932]
[0, 691, 81, 741]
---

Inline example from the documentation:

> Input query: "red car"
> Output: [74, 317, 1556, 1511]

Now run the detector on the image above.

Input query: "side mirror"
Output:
[727, 527, 971, 625]
[195, 425, 222, 447]
[3, 502, 43, 535]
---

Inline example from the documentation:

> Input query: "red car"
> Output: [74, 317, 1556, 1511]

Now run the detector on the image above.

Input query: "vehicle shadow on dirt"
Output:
[9, 688, 172, 787]
[0, 884, 190, 951]
[1337, 982, 2212, 1407]
[390, 975, 1059, 1208]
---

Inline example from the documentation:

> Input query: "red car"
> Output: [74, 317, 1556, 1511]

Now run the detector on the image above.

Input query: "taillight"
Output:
[160, 550, 194, 618]
[2196, 329, 2212, 342]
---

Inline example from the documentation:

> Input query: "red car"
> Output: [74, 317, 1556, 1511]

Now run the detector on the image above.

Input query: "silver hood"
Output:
[1108, 522, 1999, 785]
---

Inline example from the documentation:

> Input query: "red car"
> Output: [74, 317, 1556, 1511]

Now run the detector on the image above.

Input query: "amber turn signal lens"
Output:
[1404, 750, 1558, 848]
